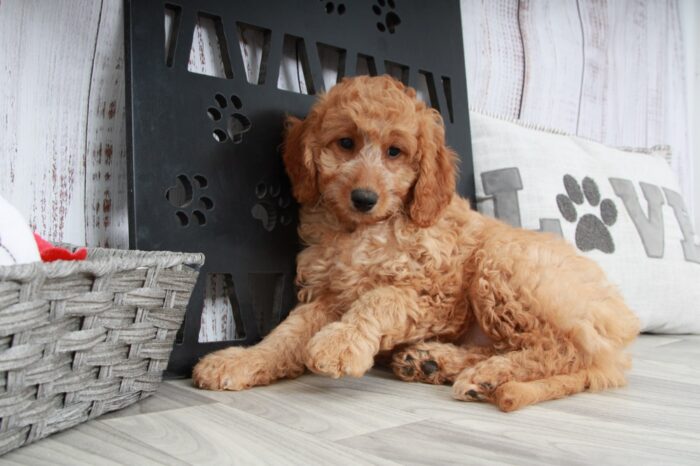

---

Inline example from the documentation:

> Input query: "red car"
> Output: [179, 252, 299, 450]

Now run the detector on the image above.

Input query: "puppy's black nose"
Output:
[351, 189, 378, 212]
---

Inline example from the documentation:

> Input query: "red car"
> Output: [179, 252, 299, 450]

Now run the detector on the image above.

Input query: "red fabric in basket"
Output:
[34, 233, 87, 262]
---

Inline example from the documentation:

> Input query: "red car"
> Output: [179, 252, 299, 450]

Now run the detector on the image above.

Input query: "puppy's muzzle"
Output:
[351, 189, 378, 212]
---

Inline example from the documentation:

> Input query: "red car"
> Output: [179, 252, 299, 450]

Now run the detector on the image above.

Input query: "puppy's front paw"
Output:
[305, 322, 376, 378]
[192, 347, 270, 391]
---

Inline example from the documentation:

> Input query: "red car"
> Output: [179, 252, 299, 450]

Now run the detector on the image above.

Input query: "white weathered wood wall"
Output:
[0, 0, 696, 341]
[679, 0, 700, 231]
[462, 0, 692, 212]
[0, 0, 128, 249]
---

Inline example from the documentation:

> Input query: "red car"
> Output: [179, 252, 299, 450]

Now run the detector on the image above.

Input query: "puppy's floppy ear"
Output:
[409, 110, 457, 227]
[283, 115, 318, 204]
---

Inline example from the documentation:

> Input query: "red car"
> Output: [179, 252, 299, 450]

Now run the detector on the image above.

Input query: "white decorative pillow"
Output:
[470, 111, 700, 333]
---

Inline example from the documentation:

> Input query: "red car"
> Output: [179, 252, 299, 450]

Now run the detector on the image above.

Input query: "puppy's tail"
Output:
[493, 366, 627, 412]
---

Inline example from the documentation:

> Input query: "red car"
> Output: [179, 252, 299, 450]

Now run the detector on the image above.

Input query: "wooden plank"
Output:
[1, 419, 188, 465]
[578, 0, 692, 214]
[100, 379, 217, 420]
[0, 0, 103, 244]
[341, 411, 700, 466]
[0, 0, 22, 207]
[665, 0, 693, 217]
[341, 419, 542, 466]
[187, 13, 229, 79]
[518, 0, 584, 133]
[577, 0, 650, 147]
[237, 22, 269, 84]
[167, 378, 423, 442]
[103, 403, 395, 465]
[4, 336, 700, 463]
[84, 0, 128, 249]
[198, 273, 235, 343]
[686, 0, 700, 230]
[185, 16, 240, 342]
[461, 0, 524, 119]
[644, 0, 669, 148]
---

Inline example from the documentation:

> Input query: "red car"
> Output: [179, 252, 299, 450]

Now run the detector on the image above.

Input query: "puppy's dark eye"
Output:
[387, 146, 401, 158]
[338, 138, 354, 150]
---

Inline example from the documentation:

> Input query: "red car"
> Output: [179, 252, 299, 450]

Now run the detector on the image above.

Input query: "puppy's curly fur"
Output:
[193, 76, 640, 411]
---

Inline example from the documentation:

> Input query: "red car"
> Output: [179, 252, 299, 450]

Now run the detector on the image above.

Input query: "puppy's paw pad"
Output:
[391, 347, 441, 383]
[452, 381, 488, 402]
[420, 360, 439, 375]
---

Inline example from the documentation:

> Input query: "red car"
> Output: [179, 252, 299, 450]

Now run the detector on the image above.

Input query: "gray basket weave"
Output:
[0, 247, 204, 455]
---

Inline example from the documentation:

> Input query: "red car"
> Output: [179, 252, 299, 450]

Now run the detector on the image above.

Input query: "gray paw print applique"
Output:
[556, 175, 618, 254]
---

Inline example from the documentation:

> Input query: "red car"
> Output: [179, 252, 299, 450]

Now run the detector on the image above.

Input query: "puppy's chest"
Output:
[299, 229, 450, 295]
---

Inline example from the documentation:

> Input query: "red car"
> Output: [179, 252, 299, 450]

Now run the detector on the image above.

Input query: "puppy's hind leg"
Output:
[451, 338, 583, 407]
[492, 371, 587, 412]
[493, 363, 629, 412]
[392, 341, 494, 385]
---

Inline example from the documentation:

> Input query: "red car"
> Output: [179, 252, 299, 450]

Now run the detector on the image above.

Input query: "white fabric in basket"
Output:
[0, 195, 40, 266]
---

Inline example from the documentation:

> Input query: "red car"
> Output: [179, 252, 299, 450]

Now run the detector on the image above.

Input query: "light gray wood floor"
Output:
[2, 334, 700, 465]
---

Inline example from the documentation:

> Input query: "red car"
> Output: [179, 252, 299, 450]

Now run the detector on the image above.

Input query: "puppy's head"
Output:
[283, 75, 457, 228]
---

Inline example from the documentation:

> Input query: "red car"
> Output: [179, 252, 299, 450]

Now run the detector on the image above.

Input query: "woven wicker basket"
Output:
[0, 247, 204, 455]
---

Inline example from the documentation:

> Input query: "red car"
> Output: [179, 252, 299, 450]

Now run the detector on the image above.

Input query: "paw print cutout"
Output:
[373, 0, 401, 34]
[251, 182, 293, 232]
[320, 0, 346, 15]
[556, 175, 618, 254]
[207, 93, 251, 144]
[165, 174, 214, 227]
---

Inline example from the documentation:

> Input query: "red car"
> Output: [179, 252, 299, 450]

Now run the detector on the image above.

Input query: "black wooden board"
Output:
[124, 0, 473, 376]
